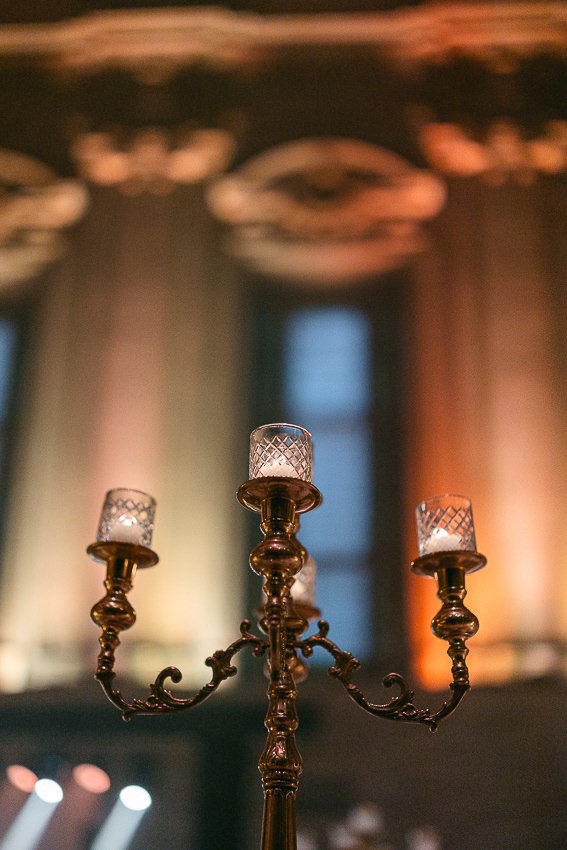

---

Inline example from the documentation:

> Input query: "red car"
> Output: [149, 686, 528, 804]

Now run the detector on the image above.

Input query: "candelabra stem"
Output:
[90, 553, 138, 676]
[247, 490, 311, 850]
[259, 668, 302, 850]
[432, 565, 479, 687]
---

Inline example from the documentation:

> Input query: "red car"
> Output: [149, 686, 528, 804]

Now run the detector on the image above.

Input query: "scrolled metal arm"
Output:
[96, 619, 268, 721]
[88, 541, 269, 720]
[296, 619, 468, 732]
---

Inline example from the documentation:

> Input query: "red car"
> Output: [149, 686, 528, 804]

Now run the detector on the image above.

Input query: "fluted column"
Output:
[0, 185, 246, 690]
[407, 177, 567, 686]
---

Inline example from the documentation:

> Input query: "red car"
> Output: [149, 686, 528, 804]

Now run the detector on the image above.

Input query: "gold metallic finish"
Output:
[410, 549, 486, 577]
[88, 482, 485, 850]
[87, 540, 159, 568]
[411, 550, 485, 691]
[237, 477, 322, 515]
[88, 541, 158, 680]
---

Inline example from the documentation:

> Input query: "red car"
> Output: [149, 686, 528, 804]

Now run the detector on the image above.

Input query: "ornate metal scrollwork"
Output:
[296, 619, 467, 732]
[95, 619, 268, 721]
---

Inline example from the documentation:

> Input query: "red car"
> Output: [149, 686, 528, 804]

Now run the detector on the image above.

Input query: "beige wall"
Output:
[0, 186, 248, 691]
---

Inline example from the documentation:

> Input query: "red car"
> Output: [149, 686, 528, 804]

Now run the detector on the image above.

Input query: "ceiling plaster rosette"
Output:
[207, 138, 446, 285]
[0, 150, 88, 288]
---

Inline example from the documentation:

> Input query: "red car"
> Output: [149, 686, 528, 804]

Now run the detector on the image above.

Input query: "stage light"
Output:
[72, 764, 110, 794]
[5, 766, 37, 794]
[0, 778, 63, 850]
[34, 779, 63, 804]
[119, 785, 151, 811]
[90, 785, 152, 850]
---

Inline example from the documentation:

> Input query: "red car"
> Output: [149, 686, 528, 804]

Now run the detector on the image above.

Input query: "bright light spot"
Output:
[6, 765, 38, 793]
[118, 513, 137, 528]
[91, 787, 152, 850]
[119, 785, 152, 811]
[1, 782, 63, 850]
[34, 778, 63, 804]
[72, 763, 111, 794]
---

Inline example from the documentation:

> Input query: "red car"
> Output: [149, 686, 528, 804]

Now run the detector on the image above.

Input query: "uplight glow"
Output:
[90, 785, 153, 850]
[6, 765, 38, 793]
[72, 763, 110, 794]
[119, 785, 152, 811]
[0, 778, 63, 850]
[34, 779, 63, 804]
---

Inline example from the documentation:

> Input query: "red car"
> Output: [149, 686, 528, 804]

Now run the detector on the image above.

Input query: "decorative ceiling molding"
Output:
[207, 137, 446, 285]
[0, 3, 565, 75]
[418, 119, 567, 183]
[0, 150, 88, 287]
[72, 127, 236, 194]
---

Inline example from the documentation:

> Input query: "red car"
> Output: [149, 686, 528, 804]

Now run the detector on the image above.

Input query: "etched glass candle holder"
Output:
[291, 556, 317, 608]
[249, 424, 313, 482]
[415, 494, 476, 556]
[96, 488, 157, 547]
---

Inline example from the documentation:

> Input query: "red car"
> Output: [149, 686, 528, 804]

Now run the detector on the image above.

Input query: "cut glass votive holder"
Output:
[96, 488, 157, 547]
[416, 494, 476, 556]
[249, 423, 313, 482]
[291, 556, 317, 608]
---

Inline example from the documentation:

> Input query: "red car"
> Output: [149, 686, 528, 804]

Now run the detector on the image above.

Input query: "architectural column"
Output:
[0, 185, 246, 691]
[407, 177, 567, 687]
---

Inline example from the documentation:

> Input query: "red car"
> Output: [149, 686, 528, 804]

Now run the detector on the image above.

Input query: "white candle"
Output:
[250, 424, 312, 482]
[257, 460, 300, 478]
[422, 527, 463, 554]
[292, 556, 316, 606]
[107, 515, 143, 544]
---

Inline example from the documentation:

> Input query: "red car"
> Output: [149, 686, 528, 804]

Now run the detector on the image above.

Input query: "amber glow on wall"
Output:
[407, 180, 566, 689]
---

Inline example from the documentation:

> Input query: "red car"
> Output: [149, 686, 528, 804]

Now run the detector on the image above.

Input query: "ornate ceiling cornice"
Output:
[0, 3, 565, 75]
[0, 150, 88, 287]
[207, 137, 446, 283]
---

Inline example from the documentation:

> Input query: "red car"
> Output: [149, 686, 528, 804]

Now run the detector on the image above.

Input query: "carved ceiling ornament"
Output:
[207, 138, 446, 285]
[0, 4, 565, 74]
[418, 119, 567, 183]
[0, 150, 88, 288]
[71, 127, 236, 194]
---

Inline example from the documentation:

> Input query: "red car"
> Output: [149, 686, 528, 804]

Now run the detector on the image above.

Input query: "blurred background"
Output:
[0, 0, 565, 846]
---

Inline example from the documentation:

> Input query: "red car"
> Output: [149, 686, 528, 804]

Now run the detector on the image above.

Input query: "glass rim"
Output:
[250, 423, 312, 440]
[416, 493, 471, 509]
[103, 487, 157, 506]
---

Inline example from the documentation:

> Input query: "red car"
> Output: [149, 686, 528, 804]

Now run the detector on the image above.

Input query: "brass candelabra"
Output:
[88, 424, 485, 850]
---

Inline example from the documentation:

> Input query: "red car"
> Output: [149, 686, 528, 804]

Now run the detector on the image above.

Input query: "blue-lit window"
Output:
[247, 277, 407, 671]
[281, 306, 373, 658]
[0, 320, 18, 440]
[0, 315, 21, 549]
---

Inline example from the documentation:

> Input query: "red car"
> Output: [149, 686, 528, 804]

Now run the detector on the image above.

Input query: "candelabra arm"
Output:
[88, 542, 157, 715]
[95, 617, 268, 721]
[297, 622, 446, 731]
[89, 541, 268, 721]
[297, 559, 481, 735]
[297, 549, 485, 731]
[117, 619, 268, 720]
